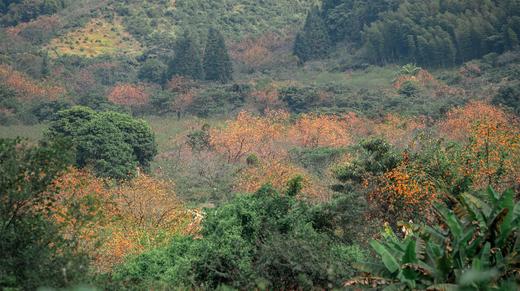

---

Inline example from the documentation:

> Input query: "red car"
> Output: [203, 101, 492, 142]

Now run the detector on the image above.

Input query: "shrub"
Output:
[112, 183, 364, 289]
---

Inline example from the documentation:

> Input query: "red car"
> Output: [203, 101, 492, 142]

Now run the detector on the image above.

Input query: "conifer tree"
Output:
[41, 51, 50, 77]
[167, 31, 203, 81]
[293, 32, 309, 65]
[203, 27, 233, 83]
[293, 7, 331, 63]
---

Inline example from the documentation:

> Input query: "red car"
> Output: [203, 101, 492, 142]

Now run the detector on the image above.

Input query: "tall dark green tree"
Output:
[293, 7, 331, 63]
[167, 31, 204, 81]
[41, 51, 50, 77]
[203, 27, 233, 83]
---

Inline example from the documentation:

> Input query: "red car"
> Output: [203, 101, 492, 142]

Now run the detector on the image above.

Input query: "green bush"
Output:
[112, 182, 365, 289]
[46, 106, 157, 179]
[279, 86, 319, 113]
[290, 146, 346, 176]
[398, 80, 420, 97]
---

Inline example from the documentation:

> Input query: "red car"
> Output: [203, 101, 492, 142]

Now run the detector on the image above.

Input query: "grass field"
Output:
[46, 18, 142, 58]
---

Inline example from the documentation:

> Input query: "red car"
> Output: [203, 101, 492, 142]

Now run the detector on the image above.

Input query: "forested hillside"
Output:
[296, 0, 520, 66]
[1, 0, 520, 290]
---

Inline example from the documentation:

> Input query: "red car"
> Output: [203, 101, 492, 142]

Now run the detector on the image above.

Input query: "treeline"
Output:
[163, 28, 233, 83]
[0, 0, 69, 25]
[295, 0, 520, 67]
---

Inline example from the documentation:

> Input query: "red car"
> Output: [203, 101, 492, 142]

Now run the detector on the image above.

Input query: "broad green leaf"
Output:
[402, 239, 417, 264]
[371, 240, 400, 273]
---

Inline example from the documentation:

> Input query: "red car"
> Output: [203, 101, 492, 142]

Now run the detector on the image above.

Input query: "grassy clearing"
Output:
[145, 115, 225, 153]
[290, 65, 397, 89]
[0, 123, 46, 141]
[267, 63, 398, 90]
[46, 18, 142, 58]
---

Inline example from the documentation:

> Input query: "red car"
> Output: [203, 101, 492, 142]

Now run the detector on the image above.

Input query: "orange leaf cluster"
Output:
[210, 110, 289, 163]
[439, 102, 520, 190]
[5, 15, 61, 37]
[288, 114, 352, 149]
[107, 83, 150, 107]
[252, 85, 282, 111]
[165, 76, 196, 93]
[49, 169, 200, 272]
[439, 101, 511, 141]
[369, 160, 438, 224]
[373, 114, 426, 148]
[229, 32, 287, 69]
[0, 64, 65, 102]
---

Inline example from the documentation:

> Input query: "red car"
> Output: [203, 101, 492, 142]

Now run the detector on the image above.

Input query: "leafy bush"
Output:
[398, 80, 420, 97]
[279, 86, 319, 113]
[347, 187, 520, 289]
[138, 58, 167, 84]
[112, 182, 365, 289]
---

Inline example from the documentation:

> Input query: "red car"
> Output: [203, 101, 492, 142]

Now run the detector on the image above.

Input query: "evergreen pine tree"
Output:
[167, 31, 203, 81]
[203, 27, 233, 83]
[293, 7, 331, 63]
[41, 51, 50, 77]
[293, 32, 309, 65]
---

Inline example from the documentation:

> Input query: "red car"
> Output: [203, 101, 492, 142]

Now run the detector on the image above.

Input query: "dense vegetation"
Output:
[1, 0, 519, 289]
[296, 0, 520, 66]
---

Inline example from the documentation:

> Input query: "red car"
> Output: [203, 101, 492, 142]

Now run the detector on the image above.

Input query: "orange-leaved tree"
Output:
[288, 114, 352, 149]
[210, 110, 289, 163]
[0, 64, 65, 102]
[107, 83, 150, 107]
[373, 114, 426, 148]
[50, 169, 200, 272]
[369, 156, 439, 225]
[439, 102, 520, 190]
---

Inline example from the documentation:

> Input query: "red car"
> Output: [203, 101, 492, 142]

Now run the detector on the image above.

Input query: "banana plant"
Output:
[345, 187, 520, 290]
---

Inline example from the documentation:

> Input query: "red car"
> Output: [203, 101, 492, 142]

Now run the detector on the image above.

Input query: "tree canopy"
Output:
[46, 106, 157, 179]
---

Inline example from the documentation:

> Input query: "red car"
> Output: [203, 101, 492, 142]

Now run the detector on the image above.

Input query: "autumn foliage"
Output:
[49, 168, 200, 272]
[393, 69, 464, 97]
[439, 102, 520, 190]
[288, 114, 352, 149]
[371, 157, 439, 223]
[0, 64, 65, 102]
[210, 110, 289, 163]
[107, 83, 150, 107]
[235, 158, 328, 201]
[373, 114, 426, 147]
